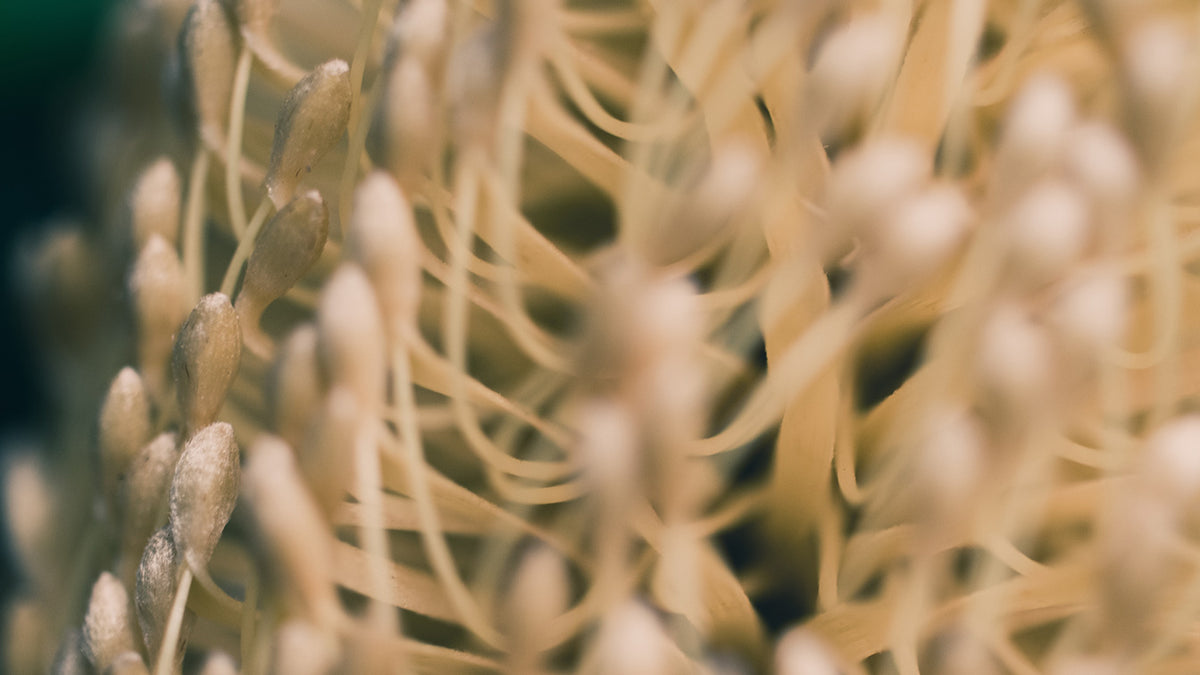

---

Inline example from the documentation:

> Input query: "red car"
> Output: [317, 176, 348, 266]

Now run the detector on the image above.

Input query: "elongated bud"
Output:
[393, 0, 448, 66]
[99, 368, 152, 500]
[861, 183, 971, 289]
[120, 433, 180, 564]
[265, 60, 352, 208]
[1050, 265, 1128, 357]
[1122, 20, 1193, 169]
[173, 293, 242, 435]
[128, 158, 181, 250]
[1003, 181, 1090, 289]
[82, 572, 138, 673]
[130, 235, 190, 402]
[1140, 416, 1200, 512]
[577, 398, 641, 505]
[824, 139, 930, 255]
[180, 0, 238, 145]
[136, 527, 187, 665]
[775, 629, 839, 675]
[974, 302, 1056, 422]
[910, 409, 987, 533]
[199, 652, 239, 675]
[243, 436, 339, 625]
[268, 324, 324, 449]
[235, 190, 329, 344]
[504, 545, 571, 653]
[272, 619, 341, 675]
[107, 651, 150, 675]
[4, 455, 58, 590]
[1063, 122, 1139, 244]
[345, 172, 422, 340]
[316, 264, 386, 410]
[593, 601, 672, 675]
[4, 597, 46, 675]
[804, 14, 902, 143]
[992, 75, 1074, 204]
[299, 387, 360, 517]
[170, 422, 240, 571]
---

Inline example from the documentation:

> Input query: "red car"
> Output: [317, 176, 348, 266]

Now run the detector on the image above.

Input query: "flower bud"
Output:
[120, 432, 180, 562]
[1063, 122, 1139, 243]
[129, 235, 190, 402]
[1050, 265, 1128, 357]
[316, 264, 386, 411]
[910, 409, 987, 532]
[992, 75, 1075, 203]
[1003, 181, 1090, 289]
[107, 651, 150, 675]
[503, 545, 571, 652]
[235, 190, 329, 347]
[199, 652, 238, 675]
[592, 601, 672, 675]
[265, 60, 352, 208]
[374, 54, 438, 191]
[862, 183, 971, 288]
[345, 172, 422, 341]
[180, 0, 238, 145]
[172, 293, 242, 435]
[272, 619, 341, 675]
[128, 158, 181, 251]
[804, 14, 902, 143]
[974, 302, 1056, 421]
[298, 386, 360, 518]
[268, 323, 324, 449]
[169, 422, 240, 571]
[1140, 416, 1200, 512]
[4, 454, 58, 590]
[824, 139, 930, 248]
[136, 527, 181, 663]
[99, 368, 153, 500]
[775, 628, 839, 675]
[1121, 20, 1192, 168]
[82, 572, 138, 673]
[243, 435, 339, 625]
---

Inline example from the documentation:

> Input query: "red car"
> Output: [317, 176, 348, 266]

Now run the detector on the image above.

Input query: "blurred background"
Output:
[0, 0, 119, 614]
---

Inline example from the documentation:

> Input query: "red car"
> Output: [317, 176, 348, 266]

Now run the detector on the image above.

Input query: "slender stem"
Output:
[240, 570, 259, 675]
[226, 44, 254, 239]
[354, 417, 395, 631]
[153, 566, 193, 675]
[183, 149, 211, 302]
[220, 199, 273, 297]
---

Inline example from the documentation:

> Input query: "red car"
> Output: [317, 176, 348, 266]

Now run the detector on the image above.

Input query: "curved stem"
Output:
[183, 149, 211, 302]
[226, 44, 254, 239]
[153, 567, 193, 675]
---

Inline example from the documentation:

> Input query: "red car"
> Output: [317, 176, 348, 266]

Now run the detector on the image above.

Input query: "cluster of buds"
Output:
[7, 0, 1200, 673]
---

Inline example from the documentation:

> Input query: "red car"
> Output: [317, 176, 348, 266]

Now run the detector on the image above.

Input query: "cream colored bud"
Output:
[1050, 266, 1128, 356]
[243, 435, 338, 625]
[298, 386, 360, 518]
[106, 651, 150, 675]
[129, 235, 189, 401]
[4, 455, 57, 589]
[268, 323, 324, 450]
[775, 628, 839, 675]
[593, 601, 671, 675]
[974, 302, 1056, 419]
[805, 15, 902, 143]
[345, 172, 422, 340]
[120, 432, 179, 559]
[1141, 416, 1200, 511]
[1063, 122, 1139, 240]
[447, 30, 504, 148]
[180, 0, 238, 145]
[82, 572, 138, 673]
[169, 422, 240, 571]
[393, 0, 447, 65]
[136, 527, 179, 661]
[128, 158, 181, 250]
[235, 190, 329, 337]
[375, 55, 437, 191]
[172, 293, 242, 434]
[316, 264, 386, 410]
[1004, 181, 1090, 288]
[272, 619, 341, 675]
[198, 652, 239, 675]
[99, 368, 152, 499]
[993, 75, 1074, 201]
[504, 545, 571, 649]
[911, 409, 987, 530]
[576, 398, 640, 505]
[825, 138, 930, 240]
[1097, 489, 1175, 645]
[265, 60, 352, 208]
[1121, 20, 1192, 167]
[863, 183, 971, 288]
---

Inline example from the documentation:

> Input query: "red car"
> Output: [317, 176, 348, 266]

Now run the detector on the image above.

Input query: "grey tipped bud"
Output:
[120, 432, 180, 560]
[172, 293, 242, 434]
[136, 527, 179, 662]
[169, 422, 240, 571]
[129, 158, 181, 251]
[236, 190, 329, 333]
[129, 235, 190, 402]
[265, 60, 352, 208]
[99, 368, 153, 500]
[345, 172, 422, 340]
[82, 572, 138, 673]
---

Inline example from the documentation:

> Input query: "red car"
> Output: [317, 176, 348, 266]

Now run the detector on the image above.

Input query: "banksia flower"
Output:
[8, 0, 1200, 673]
